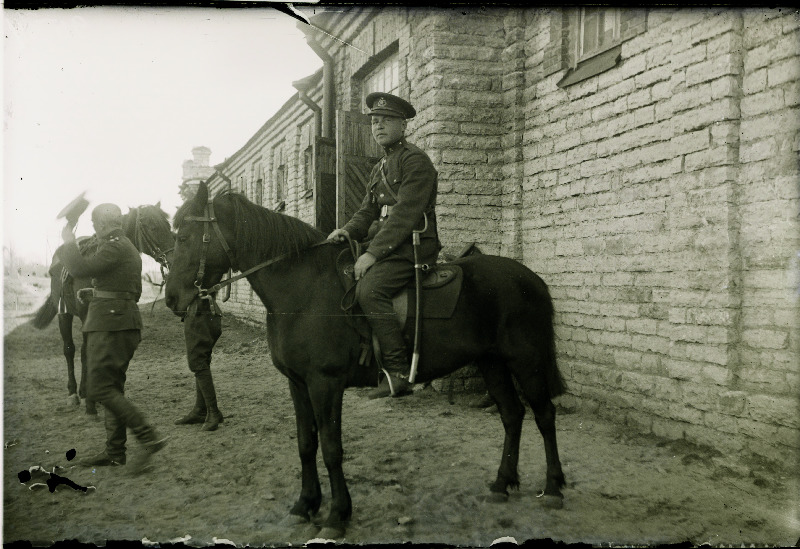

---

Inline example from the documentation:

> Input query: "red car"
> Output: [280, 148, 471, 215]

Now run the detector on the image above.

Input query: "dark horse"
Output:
[31, 203, 174, 414]
[165, 182, 566, 539]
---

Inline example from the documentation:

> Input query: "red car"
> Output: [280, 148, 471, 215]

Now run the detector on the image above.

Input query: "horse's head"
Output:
[165, 182, 236, 316]
[126, 202, 175, 271]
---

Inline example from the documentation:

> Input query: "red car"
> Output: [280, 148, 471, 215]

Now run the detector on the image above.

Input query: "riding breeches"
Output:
[354, 255, 415, 373]
[184, 309, 222, 375]
[85, 329, 148, 433]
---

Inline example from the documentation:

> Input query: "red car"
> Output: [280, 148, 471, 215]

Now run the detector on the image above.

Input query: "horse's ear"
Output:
[196, 181, 209, 207]
[155, 200, 161, 209]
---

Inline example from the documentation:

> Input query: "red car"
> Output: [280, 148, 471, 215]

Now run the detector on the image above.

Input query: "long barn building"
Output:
[181, 7, 800, 468]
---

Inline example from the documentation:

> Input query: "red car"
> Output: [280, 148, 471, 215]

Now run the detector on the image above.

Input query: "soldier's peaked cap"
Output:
[365, 92, 416, 119]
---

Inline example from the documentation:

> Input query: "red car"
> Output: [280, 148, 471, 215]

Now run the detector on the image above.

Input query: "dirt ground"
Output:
[3, 275, 799, 547]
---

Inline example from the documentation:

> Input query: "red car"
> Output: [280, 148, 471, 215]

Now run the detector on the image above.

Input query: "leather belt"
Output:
[93, 290, 137, 300]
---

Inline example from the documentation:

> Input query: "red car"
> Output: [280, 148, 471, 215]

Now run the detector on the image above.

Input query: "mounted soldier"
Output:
[327, 92, 440, 399]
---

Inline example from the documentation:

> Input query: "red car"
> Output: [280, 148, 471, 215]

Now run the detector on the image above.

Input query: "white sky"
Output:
[3, 6, 322, 265]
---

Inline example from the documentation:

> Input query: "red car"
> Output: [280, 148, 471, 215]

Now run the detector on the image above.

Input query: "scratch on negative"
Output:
[305, 22, 368, 55]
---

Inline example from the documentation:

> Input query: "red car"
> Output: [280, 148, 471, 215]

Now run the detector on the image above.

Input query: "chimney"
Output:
[192, 146, 212, 167]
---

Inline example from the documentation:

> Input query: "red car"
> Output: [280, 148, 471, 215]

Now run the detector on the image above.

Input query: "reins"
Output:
[183, 201, 332, 309]
[132, 206, 174, 279]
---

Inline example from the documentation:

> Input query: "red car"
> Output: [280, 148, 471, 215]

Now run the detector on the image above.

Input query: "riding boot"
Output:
[79, 411, 126, 466]
[197, 370, 223, 431]
[127, 424, 169, 475]
[104, 411, 127, 460]
[175, 379, 206, 425]
[367, 320, 413, 399]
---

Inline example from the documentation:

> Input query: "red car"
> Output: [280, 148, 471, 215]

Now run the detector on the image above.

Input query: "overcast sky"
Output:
[4, 6, 322, 265]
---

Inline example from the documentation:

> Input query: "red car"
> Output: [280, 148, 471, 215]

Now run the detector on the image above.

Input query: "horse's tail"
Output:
[537, 278, 567, 399]
[31, 295, 58, 329]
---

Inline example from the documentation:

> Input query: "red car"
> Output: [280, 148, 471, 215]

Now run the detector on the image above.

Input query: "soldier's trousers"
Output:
[184, 307, 222, 411]
[184, 308, 222, 374]
[85, 329, 145, 457]
[355, 255, 415, 374]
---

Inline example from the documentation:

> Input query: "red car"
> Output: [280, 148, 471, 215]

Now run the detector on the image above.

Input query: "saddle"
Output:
[335, 248, 464, 369]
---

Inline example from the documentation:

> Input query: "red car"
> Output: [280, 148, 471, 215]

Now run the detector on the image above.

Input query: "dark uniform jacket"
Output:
[343, 138, 440, 263]
[56, 228, 142, 333]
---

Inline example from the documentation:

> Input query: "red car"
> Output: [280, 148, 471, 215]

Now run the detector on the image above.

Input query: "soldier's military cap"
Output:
[366, 92, 416, 119]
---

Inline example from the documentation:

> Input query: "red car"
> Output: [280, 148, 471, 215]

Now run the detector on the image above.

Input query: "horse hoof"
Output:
[279, 513, 309, 527]
[541, 494, 563, 509]
[67, 394, 80, 406]
[315, 526, 345, 540]
[479, 491, 509, 503]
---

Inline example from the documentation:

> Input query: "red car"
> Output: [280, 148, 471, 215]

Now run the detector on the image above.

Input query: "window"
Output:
[254, 178, 263, 205]
[362, 52, 399, 112]
[271, 143, 287, 209]
[579, 8, 621, 61]
[303, 146, 313, 192]
[546, 9, 647, 88]
[276, 164, 287, 203]
[251, 161, 263, 205]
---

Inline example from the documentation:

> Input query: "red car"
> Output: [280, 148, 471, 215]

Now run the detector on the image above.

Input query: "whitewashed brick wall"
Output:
[512, 9, 799, 466]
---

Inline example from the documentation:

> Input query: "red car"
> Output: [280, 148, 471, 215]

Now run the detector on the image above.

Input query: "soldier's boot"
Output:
[127, 425, 169, 475]
[79, 412, 126, 466]
[367, 322, 413, 400]
[197, 371, 223, 432]
[175, 379, 206, 425]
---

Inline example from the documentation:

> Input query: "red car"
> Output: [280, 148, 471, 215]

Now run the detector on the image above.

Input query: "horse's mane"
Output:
[175, 191, 326, 262]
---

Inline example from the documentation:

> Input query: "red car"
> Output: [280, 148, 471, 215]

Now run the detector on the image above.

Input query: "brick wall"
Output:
[517, 8, 799, 466]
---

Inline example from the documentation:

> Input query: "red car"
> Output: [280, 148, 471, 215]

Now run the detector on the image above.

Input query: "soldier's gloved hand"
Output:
[327, 228, 350, 242]
[354, 252, 377, 280]
[76, 288, 93, 304]
[61, 223, 77, 243]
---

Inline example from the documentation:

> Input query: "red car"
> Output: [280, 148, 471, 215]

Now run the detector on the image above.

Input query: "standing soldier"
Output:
[58, 203, 168, 473]
[327, 92, 440, 399]
[174, 295, 224, 431]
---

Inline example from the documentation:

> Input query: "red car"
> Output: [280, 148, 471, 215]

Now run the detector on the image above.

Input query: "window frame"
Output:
[577, 7, 622, 63]
[361, 51, 400, 113]
[550, 9, 646, 89]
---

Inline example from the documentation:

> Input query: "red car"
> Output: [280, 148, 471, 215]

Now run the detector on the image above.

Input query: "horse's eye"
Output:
[176, 235, 189, 243]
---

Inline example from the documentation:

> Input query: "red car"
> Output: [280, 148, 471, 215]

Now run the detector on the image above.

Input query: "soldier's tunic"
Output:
[343, 137, 440, 372]
[57, 228, 146, 459]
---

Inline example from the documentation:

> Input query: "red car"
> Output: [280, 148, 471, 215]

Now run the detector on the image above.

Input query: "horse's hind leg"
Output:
[478, 358, 525, 501]
[58, 313, 78, 401]
[515, 371, 565, 509]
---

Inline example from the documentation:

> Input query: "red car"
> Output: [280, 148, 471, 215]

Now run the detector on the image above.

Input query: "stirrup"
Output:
[381, 368, 410, 397]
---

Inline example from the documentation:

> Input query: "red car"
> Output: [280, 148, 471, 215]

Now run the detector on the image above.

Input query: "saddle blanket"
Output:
[336, 249, 464, 327]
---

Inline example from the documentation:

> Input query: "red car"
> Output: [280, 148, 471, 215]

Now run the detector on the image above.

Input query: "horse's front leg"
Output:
[79, 333, 97, 415]
[285, 378, 322, 522]
[308, 377, 351, 539]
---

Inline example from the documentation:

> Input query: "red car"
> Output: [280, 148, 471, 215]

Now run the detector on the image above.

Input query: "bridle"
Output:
[131, 206, 174, 280]
[181, 200, 330, 307]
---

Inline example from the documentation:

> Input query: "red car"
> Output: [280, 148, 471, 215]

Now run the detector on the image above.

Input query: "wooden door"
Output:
[335, 110, 382, 228]
[313, 136, 336, 234]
